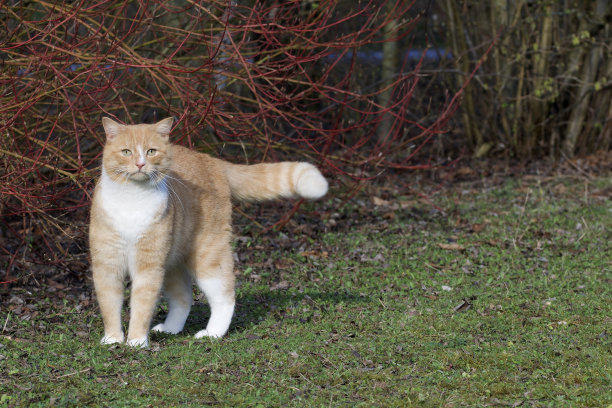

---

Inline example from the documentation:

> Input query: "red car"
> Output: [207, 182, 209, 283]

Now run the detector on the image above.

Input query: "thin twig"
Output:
[55, 368, 91, 380]
[1, 313, 10, 334]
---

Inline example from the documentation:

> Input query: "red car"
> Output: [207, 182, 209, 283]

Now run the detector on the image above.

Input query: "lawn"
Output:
[1, 173, 611, 407]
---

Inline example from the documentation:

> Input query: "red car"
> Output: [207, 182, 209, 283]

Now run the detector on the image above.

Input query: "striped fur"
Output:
[90, 118, 327, 347]
[221, 161, 328, 201]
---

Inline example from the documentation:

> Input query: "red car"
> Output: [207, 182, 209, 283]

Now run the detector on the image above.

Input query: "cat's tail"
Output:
[219, 161, 328, 202]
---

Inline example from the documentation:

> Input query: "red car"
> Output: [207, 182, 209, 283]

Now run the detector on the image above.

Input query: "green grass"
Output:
[1, 176, 611, 407]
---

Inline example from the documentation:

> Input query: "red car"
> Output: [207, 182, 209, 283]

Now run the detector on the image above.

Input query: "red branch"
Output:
[0, 0, 482, 281]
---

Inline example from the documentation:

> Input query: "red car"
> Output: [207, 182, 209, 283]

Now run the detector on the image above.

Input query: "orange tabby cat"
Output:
[90, 117, 328, 347]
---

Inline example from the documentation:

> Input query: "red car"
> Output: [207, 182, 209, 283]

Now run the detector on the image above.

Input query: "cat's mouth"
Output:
[129, 170, 151, 182]
[128, 169, 166, 184]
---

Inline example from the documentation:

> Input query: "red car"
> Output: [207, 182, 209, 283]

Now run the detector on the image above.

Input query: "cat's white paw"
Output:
[126, 337, 149, 348]
[296, 164, 328, 200]
[151, 323, 181, 334]
[100, 334, 124, 345]
[151, 322, 184, 334]
[151, 323, 166, 333]
[194, 329, 224, 339]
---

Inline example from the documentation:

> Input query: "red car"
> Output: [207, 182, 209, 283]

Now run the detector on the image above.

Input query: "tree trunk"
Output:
[562, 0, 609, 156]
[377, 8, 398, 145]
[443, 0, 482, 151]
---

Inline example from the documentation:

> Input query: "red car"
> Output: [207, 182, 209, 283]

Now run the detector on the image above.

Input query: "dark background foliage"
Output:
[1, 0, 610, 283]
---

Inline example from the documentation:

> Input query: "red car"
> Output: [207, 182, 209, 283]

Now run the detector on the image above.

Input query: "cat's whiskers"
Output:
[155, 170, 186, 187]
[166, 181, 185, 213]
[105, 166, 131, 184]
[152, 170, 185, 213]
[148, 169, 164, 186]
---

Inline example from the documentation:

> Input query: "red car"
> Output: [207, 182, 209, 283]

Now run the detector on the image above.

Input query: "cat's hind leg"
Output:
[192, 249, 235, 339]
[152, 266, 192, 335]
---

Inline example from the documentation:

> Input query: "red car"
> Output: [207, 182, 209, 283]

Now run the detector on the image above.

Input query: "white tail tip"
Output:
[296, 164, 328, 200]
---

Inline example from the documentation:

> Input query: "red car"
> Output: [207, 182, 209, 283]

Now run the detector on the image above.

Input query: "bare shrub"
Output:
[441, 0, 611, 158]
[1, 1, 469, 282]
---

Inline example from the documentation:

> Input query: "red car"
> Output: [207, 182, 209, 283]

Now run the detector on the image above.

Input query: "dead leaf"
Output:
[398, 200, 416, 209]
[47, 280, 65, 290]
[437, 243, 466, 251]
[372, 197, 391, 207]
[360, 253, 385, 263]
[453, 299, 472, 312]
[455, 167, 477, 177]
[471, 223, 486, 233]
[270, 281, 290, 291]
[554, 184, 567, 194]
[299, 251, 328, 258]
[274, 259, 294, 269]
[382, 211, 395, 220]
[488, 398, 524, 407]
[244, 334, 261, 340]
[9, 295, 24, 305]
[1, 335, 32, 343]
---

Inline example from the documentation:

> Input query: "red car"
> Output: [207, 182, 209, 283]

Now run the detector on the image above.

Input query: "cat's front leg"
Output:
[125, 229, 170, 347]
[91, 251, 127, 345]
[125, 265, 165, 348]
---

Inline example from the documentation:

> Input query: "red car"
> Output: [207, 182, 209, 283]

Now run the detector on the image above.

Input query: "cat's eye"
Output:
[146, 148, 157, 156]
[121, 149, 132, 157]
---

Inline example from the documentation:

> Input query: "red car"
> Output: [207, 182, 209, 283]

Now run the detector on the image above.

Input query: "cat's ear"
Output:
[102, 117, 124, 141]
[154, 118, 174, 139]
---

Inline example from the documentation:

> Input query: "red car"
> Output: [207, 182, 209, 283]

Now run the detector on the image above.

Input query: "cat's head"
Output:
[101, 117, 173, 185]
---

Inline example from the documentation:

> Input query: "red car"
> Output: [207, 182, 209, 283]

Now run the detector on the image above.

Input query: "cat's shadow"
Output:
[152, 289, 367, 340]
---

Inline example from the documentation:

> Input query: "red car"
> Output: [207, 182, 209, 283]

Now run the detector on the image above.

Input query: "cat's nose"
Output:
[136, 162, 145, 170]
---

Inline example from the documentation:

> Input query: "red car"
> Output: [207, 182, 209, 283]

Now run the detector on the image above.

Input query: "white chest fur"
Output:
[98, 169, 169, 243]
